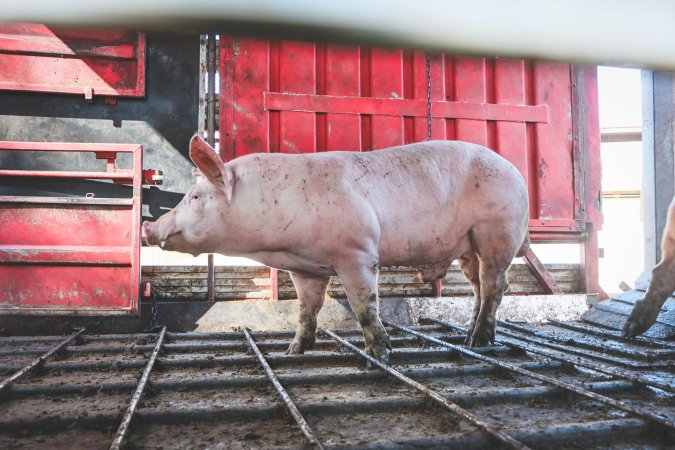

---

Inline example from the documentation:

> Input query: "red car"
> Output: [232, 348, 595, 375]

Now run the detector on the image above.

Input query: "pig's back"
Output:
[343, 141, 528, 265]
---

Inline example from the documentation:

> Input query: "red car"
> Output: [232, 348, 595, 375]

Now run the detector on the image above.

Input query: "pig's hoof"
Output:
[365, 346, 390, 369]
[464, 324, 476, 345]
[621, 302, 659, 338]
[285, 340, 306, 355]
[467, 327, 493, 348]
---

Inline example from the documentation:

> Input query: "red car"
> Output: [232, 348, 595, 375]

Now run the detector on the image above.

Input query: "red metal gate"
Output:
[219, 38, 602, 294]
[0, 142, 143, 315]
[0, 23, 145, 101]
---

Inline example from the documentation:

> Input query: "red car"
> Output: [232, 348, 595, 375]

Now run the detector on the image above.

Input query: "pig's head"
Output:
[142, 135, 235, 256]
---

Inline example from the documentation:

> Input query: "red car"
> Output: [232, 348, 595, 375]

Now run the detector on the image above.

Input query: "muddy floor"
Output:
[0, 321, 672, 449]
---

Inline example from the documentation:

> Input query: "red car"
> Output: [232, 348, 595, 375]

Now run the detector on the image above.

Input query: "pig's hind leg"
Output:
[466, 225, 518, 347]
[286, 273, 331, 354]
[458, 252, 481, 345]
[338, 259, 392, 364]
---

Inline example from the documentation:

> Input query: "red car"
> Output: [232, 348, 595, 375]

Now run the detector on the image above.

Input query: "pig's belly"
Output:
[377, 225, 471, 267]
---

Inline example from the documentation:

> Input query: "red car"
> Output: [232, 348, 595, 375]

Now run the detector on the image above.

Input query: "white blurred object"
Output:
[2, 1, 675, 69]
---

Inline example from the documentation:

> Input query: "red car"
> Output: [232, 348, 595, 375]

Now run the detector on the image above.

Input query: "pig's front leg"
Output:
[338, 260, 391, 364]
[622, 259, 675, 337]
[286, 273, 331, 354]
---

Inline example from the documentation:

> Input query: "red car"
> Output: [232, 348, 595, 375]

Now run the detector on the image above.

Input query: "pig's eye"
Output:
[191, 194, 199, 200]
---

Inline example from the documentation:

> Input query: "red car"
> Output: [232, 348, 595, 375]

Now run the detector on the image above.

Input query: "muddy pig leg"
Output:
[338, 258, 391, 364]
[468, 265, 508, 347]
[466, 224, 518, 347]
[286, 273, 331, 354]
[458, 252, 481, 345]
[622, 253, 675, 337]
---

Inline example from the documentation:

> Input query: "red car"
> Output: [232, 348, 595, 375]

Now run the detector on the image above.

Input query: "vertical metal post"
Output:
[431, 279, 442, 297]
[270, 267, 279, 300]
[206, 33, 218, 301]
[572, 65, 603, 297]
[642, 70, 675, 270]
[642, 69, 657, 270]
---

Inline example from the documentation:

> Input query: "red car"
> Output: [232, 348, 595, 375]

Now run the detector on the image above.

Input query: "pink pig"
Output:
[143, 135, 530, 362]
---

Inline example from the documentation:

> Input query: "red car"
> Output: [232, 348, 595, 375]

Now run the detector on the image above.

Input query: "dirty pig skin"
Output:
[143, 135, 530, 363]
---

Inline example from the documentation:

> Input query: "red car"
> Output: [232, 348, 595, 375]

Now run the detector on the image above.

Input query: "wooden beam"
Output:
[521, 248, 563, 295]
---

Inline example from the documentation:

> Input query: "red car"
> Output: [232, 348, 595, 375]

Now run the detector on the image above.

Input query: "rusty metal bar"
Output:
[496, 319, 663, 362]
[0, 324, 445, 346]
[0, 348, 464, 375]
[243, 328, 324, 450]
[0, 354, 555, 393]
[493, 327, 675, 393]
[110, 326, 166, 450]
[10, 384, 637, 423]
[0, 334, 425, 358]
[0, 344, 518, 378]
[0, 327, 84, 395]
[496, 325, 662, 369]
[6, 360, 565, 399]
[546, 318, 675, 349]
[400, 319, 675, 428]
[322, 328, 532, 450]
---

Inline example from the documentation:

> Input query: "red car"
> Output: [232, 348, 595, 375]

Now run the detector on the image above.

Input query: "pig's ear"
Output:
[189, 135, 234, 202]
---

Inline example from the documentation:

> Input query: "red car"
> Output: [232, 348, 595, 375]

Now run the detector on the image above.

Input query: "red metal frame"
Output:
[219, 37, 603, 295]
[0, 23, 145, 99]
[572, 65, 605, 298]
[0, 141, 143, 315]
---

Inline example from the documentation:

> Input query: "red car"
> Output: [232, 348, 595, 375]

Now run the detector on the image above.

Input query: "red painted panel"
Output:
[224, 37, 270, 159]
[494, 59, 529, 195]
[278, 41, 316, 153]
[453, 57, 489, 146]
[369, 48, 404, 149]
[0, 266, 134, 310]
[532, 62, 575, 222]
[218, 36, 598, 243]
[325, 45, 361, 151]
[0, 142, 142, 316]
[0, 205, 132, 247]
[0, 23, 145, 98]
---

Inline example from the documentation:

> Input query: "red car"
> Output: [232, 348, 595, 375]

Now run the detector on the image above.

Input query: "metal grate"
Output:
[0, 320, 672, 449]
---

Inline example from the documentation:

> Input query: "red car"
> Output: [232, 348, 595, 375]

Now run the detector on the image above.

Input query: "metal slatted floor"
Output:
[0, 320, 673, 449]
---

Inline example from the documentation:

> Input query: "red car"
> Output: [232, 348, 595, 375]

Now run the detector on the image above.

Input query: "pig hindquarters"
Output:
[143, 136, 530, 363]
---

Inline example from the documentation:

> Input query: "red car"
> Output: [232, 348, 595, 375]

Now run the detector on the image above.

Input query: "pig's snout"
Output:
[143, 218, 177, 250]
[142, 221, 162, 248]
